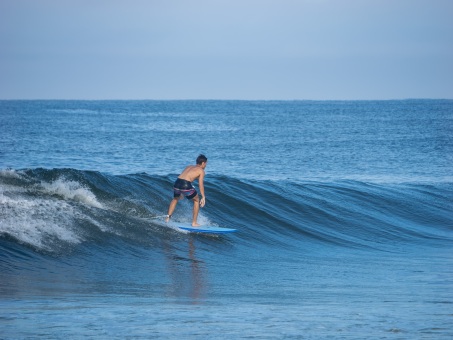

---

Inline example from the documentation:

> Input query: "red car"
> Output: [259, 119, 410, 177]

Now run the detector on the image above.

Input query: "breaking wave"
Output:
[1, 168, 452, 254]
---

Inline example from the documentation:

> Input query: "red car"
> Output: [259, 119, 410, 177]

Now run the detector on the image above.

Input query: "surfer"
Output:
[166, 154, 207, 227]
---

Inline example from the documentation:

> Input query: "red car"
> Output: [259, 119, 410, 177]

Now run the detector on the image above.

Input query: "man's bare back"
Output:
[178, 165, 204, 183]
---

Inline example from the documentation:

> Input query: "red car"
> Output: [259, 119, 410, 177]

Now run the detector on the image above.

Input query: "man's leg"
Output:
[166, 197, 180, 222]
[192, 195, 200, 227]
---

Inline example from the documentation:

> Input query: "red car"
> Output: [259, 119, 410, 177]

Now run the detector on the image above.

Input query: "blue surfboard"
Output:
[176, 223, 237, 234]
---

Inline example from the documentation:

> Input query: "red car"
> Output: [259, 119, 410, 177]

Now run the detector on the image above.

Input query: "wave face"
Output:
[1, 168, 452, 255]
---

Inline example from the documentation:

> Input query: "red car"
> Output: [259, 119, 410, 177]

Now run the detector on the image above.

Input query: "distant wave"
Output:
[1, 168, 452, 255]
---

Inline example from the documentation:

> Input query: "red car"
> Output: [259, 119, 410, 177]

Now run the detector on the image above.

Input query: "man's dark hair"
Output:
[196, 154, 207, 164]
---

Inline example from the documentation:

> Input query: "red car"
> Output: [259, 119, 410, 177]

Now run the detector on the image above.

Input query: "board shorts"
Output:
[173, 178, 197, 200]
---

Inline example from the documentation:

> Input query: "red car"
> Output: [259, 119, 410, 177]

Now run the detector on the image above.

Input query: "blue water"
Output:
[1, 100, 453, 338]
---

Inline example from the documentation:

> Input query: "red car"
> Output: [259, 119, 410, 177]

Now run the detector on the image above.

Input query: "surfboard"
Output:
[175, 223, 237, 234]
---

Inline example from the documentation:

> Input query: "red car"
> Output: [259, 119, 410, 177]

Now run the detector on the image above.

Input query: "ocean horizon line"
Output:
[1, 97, 452, 102]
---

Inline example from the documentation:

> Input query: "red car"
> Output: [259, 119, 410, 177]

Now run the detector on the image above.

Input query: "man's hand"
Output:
[200, 197, 206, 207]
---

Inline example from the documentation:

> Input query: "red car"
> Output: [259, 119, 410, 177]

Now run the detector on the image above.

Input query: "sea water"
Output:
[1, 100, 452, 338]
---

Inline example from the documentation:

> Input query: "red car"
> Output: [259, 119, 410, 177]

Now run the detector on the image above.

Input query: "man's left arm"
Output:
[198, 170, 206, 207]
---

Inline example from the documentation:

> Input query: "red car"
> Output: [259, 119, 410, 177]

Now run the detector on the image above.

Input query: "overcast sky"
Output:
[1, 0, 452, 100]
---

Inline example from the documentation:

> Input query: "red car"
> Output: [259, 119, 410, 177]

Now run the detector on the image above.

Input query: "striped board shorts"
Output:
[173, 178, 197, 199]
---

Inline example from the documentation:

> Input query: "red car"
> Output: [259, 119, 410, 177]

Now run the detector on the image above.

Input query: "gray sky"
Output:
[1, 0, 452, 100]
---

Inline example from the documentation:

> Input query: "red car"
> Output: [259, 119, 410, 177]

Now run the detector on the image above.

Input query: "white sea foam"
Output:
[171, 201, 213, 226]
[196, 213, 213, 226]
[0, 173, 112, 250]
[39, 178, 103, 209]
[0, 169, 22, 179]
[0, 192, 82, 250]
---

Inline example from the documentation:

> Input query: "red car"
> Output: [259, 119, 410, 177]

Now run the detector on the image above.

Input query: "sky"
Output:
[0, 0, 452, 100]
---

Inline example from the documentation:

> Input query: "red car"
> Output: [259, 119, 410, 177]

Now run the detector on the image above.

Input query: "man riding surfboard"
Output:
[166, 154, 207, 227]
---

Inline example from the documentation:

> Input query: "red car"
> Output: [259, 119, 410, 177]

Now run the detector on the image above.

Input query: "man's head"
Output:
[196, 154, 208, 166]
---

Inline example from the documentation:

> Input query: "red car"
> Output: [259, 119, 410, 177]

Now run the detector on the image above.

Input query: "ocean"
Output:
[1, 100, 452, 339]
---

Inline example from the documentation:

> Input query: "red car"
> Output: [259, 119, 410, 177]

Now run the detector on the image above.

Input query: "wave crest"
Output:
[1, 168, 452, 253]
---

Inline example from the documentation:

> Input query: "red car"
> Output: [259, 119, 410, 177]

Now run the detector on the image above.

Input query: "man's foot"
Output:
[191, 223, 201, 227]
[165, 215, 171, 223]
